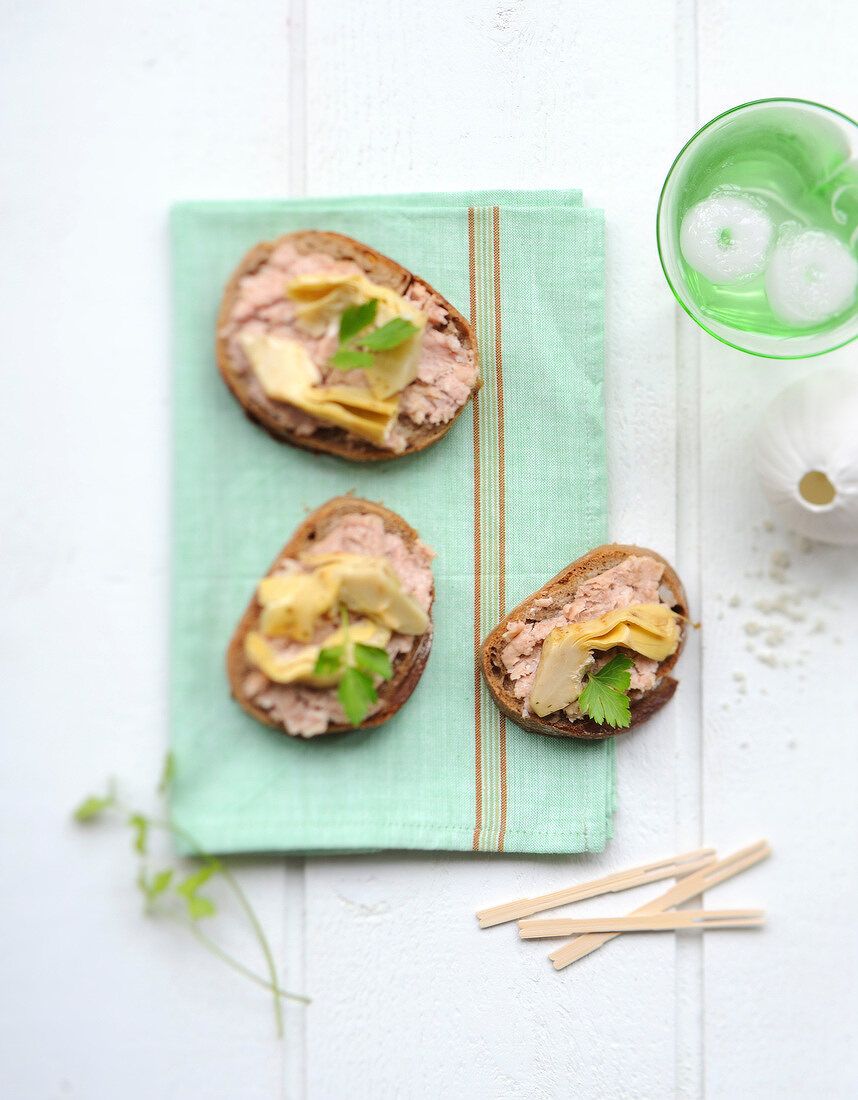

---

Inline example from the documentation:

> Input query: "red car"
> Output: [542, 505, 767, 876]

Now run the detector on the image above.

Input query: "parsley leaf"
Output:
[353, 643, 393, 679]
[329, 299, 419, 372]
[313, 608, 395, 726]
[338, 666, 378, 727]
[176, 862, 220, 921]
[314, 644, 344, 678]
[151, 868, 173, 896]
[339, 299, 378, 344]
[137, 867, 173, 906]
[176, 862, 219, 897]
[357, 317, 419, 351]
[578, 655, 634, 729]
[591, 654, 634, 692]
[328, 349, 375, 370]
[73, 794, 115, 821]
[187, 895, 217, 920]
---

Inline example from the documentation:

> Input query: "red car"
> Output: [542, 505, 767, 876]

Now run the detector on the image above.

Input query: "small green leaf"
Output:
[176, 862, 219, 898]
[328, 348, 375, 370]
[339, 298, 378, 344]
[187, 894, 217, 920]
[151, 869, 173, 897]
[357, 317, 419, 351]
[158, 752, 176, 795]
[137, 867, 174, 904]
[338, 667, 377, 727]
[129, 813, 149, 854]
[591, 655, 634, 692]
[353, 643, 393, 680]
[73, 794, 114, 822]
[578, 656, 633, 729]
[314, 645, 345, 678]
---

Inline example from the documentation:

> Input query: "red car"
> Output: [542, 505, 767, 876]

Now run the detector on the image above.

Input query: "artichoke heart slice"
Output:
[530, 635, 594, 719]
[257, 553, 429, 644]
[245, 620, 392, 687]
[258, 570, 339, 643]
[239, 331, 399, 447]
[529, 603, 681, 718]
[302, 553, 429, 636]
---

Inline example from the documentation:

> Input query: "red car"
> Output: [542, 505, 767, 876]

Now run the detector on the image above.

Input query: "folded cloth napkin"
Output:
[169, 189, 612, 854]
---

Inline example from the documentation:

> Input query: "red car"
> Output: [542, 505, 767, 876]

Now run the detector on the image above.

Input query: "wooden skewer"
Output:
[475, 847, 717, 928]
[519, 909, 765, 937]
[549, 839, 771, 970]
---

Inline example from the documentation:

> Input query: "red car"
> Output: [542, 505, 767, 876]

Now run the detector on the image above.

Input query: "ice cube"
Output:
[680, 194, 775, 283]
[764, 228, 858, 326]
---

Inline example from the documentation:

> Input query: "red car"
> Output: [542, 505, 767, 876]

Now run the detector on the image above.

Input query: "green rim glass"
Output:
[657, 97, 858, 359]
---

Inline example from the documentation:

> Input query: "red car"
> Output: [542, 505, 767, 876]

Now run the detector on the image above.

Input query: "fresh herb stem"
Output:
[138, 813, 290, 1037]
[75, 772, 308, 1037]
[150, 903, 309, 1008]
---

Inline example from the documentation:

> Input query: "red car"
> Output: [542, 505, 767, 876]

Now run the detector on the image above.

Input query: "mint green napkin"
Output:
[169, 189, 612, 854]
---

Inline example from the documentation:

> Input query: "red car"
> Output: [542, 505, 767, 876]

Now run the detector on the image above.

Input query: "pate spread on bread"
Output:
[217, 231, 479, 460]
[228, 497, 435, 738]
[481, 545, 688, 740]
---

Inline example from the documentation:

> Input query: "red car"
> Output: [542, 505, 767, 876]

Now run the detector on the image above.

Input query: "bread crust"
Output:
[216, 231, 480, 461]
[480, 544, 689, 740]
[227, 496, 434, 737]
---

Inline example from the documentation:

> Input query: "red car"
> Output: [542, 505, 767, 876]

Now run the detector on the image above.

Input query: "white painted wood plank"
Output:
[0, 2, 299, 1096]
[696, 4, 858, 1096]
[301, 2, 691, 1096]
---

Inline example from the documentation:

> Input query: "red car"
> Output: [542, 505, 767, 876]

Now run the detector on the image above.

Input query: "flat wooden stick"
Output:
[476, 847, 717, 928]
[519, 909, 765, 937]
[549, 839, 771, 969]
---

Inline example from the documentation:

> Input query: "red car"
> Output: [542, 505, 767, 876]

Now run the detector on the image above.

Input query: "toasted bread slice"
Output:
[227, 496, 434, 737]
[481, 544, 689, 740]
[216, 230, 479, 460]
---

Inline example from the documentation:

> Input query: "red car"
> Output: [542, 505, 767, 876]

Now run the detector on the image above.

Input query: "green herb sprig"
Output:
[577, 654, 634, 729]
[73, 754, 309, 1035]
[328, 298, 419, 371]
[314, 606, 394, 727]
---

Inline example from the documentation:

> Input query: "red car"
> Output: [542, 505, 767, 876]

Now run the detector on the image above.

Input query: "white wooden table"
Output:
[3, 2, 858, 1097]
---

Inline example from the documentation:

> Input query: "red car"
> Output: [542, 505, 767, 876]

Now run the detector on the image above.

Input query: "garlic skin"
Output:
[755, 368, 858, 545]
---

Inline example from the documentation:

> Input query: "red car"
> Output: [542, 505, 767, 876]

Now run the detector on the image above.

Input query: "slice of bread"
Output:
[481, 544, 689, 740]
[216, 230, 479, 460]
[227, 496, 434, 737]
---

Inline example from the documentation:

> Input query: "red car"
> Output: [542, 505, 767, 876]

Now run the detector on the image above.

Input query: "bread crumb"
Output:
[728, 595, 741, 608]
[757, 652, 778, 668]
[744, 621, 761, 635]
[763, 520, 775, 532]
[764, 626, 787, 647]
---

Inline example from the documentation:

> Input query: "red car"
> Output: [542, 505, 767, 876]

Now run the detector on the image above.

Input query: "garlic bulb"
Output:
[755, 368, 858, 545]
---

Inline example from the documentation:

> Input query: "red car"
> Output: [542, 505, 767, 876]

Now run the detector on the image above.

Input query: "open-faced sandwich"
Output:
[228, 497, 435, 738]
[217, 231, 480, 460]
[481, 545, 688, 739]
